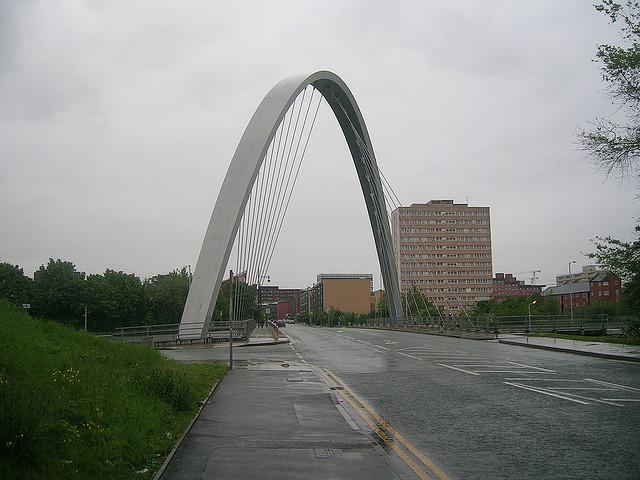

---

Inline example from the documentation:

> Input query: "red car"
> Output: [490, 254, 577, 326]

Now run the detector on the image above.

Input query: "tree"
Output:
[587, 225, 640, 313]
[402, 286, 438, 320]
[579, 1, 640, 178]
[31, 259, 86, 325]
[143, 268, 190, 324]
[471, 294, 560, 317]
[374, 296, 388, 317]
[85, 270, 145, 331]
[0, 262, 31, 306]
[213, 278, 257, 322]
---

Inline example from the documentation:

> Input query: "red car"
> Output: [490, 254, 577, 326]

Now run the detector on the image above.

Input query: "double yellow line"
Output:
[317, 368, 450, 480]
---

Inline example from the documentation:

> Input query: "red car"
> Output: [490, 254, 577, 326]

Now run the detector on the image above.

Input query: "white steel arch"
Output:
[179, 70, 402, 339]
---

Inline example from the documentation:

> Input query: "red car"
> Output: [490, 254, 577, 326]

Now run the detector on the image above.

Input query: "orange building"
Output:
[311, 274, 373, 316]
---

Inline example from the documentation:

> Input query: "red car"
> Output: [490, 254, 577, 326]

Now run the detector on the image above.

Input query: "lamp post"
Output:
[568, 260, 576, 323]
[528, 300, 537, 333]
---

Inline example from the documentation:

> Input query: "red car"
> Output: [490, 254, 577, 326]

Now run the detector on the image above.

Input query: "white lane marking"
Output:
[397, 347, 443, 351]
[373, 345, 390, 350]
[547, 387, 617, 391]
[398, 352, 423, 360]
[474, 371, 556, 374]
[503, 378, 585, 382]
[384, 340, 398, 345]
[437, 364, 479, 376]
[411, 352, 486, 356]
[505, 361, 555, 373]
[601, 398, 640, 402]
[548, 390, 624, 407]
[451, 364, 515, 368]
[584, 378, 640, 393]
[343, 335, 354, 339]
[503, 382, 590, 405]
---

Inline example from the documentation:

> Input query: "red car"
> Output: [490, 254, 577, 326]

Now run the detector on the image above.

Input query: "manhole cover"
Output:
[286, 378, 304, 382]
[314, 448, 343, 458]
[329, 386, 344, 391]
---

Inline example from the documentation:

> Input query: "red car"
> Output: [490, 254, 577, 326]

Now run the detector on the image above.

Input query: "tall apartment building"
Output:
[391, 200, 492, 314]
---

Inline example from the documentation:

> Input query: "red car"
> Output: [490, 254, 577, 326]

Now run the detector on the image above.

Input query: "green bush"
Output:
[624, 318, 640, 338]
[0, 300, 226, 479]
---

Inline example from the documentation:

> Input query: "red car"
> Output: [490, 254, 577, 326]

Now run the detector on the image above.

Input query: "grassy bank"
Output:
[0, 300, 226, 479]
[529, 332, 640, 346]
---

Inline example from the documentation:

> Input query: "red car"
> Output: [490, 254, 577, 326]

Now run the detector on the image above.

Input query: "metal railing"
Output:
[352, 314, 626, 336]
[111, 318, 257, 346]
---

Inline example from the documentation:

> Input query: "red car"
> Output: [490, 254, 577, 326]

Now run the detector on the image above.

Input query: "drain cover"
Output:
[329, 386, 344, 390]
[314, 448, 343, 458]
[286, 377, 304, 382]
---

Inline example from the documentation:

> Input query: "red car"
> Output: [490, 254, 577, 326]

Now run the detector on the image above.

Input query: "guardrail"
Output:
[356, 314, 627, 336]
[111, 319, 257, 347]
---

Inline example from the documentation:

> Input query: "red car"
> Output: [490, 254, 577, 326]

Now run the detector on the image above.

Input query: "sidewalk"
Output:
[499, 334, 640, 362]
[238, 325, 290, 347]
[157, 363, 406, 479]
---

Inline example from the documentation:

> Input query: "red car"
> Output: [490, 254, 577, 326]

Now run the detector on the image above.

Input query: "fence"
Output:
[111, 318, 257, 347]
[357, 314, 627, 336]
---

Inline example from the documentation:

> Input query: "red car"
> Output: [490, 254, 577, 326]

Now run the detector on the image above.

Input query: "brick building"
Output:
[258, 285, 301, 316]
[492, 273, 543, 301]
[391, 200, 492, 313]
[541, 271, 622, 313]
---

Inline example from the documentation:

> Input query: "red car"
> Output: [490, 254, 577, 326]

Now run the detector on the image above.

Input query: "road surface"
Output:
[285, 325, 640, 480]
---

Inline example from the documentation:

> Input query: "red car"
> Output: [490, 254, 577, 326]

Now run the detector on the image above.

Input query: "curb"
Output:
[153, 373, 226, 480]
[236, 338, 290, 347]
[359, 326, 495, 341]
[498, 339, 640, 363]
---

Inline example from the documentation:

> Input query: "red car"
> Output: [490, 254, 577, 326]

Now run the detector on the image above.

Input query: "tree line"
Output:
[0, 259, 197, 331]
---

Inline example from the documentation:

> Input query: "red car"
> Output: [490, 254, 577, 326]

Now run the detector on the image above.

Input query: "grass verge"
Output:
[0, 300, 226, 479]
[528, 332, 640, 346]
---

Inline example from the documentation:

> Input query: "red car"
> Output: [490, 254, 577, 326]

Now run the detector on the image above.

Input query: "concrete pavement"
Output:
[498, 334, 640, 362]
[287, 325, 640, 480]
[158, 362, 416, 480]
[158, 325, 640, 479]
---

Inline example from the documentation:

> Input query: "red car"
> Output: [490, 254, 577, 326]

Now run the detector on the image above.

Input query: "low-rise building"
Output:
[371, 289, 385, 314]
[258, 285, 301, 315]
[556, 265, 600, 285]
[492, 273, 543, 301]
[542, 271, 622, 313]
[310, 273, 373, 317]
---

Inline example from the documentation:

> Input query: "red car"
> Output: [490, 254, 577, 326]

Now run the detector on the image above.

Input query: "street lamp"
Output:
[528, 300, 537, 333]
[568, 260, 576, 323]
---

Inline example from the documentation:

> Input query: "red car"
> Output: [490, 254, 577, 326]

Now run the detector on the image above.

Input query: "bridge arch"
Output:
[179, 70, 402, 339]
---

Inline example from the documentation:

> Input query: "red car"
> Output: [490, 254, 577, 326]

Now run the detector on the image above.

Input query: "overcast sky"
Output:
[1, 0, 637, 289]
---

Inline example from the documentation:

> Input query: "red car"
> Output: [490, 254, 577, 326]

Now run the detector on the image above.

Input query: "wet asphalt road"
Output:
[285, 325, 640, 480]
